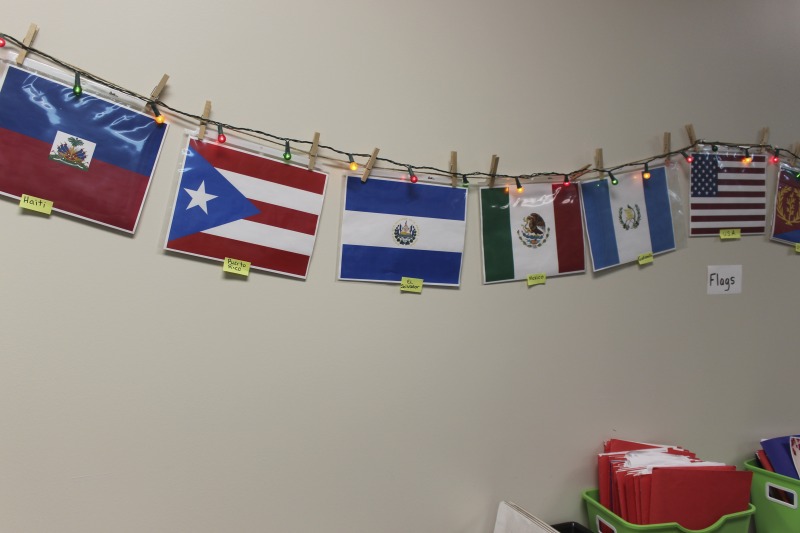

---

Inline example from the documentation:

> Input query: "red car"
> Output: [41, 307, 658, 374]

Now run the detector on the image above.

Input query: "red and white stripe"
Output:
[690, 154, 767, 236]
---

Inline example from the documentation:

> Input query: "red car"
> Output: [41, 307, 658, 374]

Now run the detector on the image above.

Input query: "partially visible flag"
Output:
[165, 138, 327, 278]
[581, 166, 676, 271]
[339, 175, 467, 286]
[0, 64, 167, 232]
[479, 182, 585, 283]
[770, 166, 800, 246]
[689, 152, 767, 236]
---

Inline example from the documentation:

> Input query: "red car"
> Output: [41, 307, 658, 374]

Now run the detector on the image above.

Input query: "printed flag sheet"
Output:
[338, 175, 468, 286]
[165, 138, 327, 278]
[770, 165, 800, 246]
[480, 182, 585, 283]
[690, 152, 767, 236]
[581, 166, 676, 271]
[0, 64, 167, 232]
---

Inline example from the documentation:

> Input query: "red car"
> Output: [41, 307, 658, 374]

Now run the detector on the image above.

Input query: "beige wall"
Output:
[1, 1, 798, 532]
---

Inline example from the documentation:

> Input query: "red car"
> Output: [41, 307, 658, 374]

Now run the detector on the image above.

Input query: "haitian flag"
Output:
[581, 166, 676, 271]
[480, 182, 585, 283]
[165, 138, 327, 278]
[0, 64, 167, 232]
[338, 175, 467, 286]
[770, 166, 800, 246]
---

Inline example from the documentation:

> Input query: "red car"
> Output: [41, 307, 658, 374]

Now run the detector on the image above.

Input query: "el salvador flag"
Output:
[580, 166, 676, 271]
[338, 176, 468, 286]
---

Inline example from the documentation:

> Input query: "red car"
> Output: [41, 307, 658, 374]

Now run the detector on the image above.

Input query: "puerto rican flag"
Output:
[165, 138, 327, 278]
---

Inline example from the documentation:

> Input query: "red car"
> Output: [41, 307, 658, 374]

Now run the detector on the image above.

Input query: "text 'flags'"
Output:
[0, 64, 167, 232]
[581, 166, 676, 271]
[479, 182, 585, 283]
[165, 138, 327, 278]
[338, 175, 468, 286]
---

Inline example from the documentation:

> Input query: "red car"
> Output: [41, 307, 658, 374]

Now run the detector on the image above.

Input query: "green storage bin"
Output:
[744, 458, 800, 532]
[582, 489, 754, 533]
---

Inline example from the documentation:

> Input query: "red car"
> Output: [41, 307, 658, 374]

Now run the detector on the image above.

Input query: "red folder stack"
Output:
[597, 439, 752, 530]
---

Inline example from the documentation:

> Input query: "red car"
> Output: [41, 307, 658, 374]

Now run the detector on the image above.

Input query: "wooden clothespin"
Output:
[197, 100, 212, 140]
[145, 73, 169, 113]
[307, 132, 320, 171]
[15, 23, 39, 66]
[595, 148, 604, 180]
[756, 127, 769, 153]
[663, 132, 672, 162]
[361, 148, 380, 183]
[685, 124, 697, 148]
[449, 151, 458, 187]
[488, 154, 499, 188]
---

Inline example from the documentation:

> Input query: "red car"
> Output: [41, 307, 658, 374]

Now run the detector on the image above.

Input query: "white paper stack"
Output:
[493, 501, 558, 533]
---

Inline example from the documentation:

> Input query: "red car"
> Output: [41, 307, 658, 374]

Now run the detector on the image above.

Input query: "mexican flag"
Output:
[479, 182, 585, 283]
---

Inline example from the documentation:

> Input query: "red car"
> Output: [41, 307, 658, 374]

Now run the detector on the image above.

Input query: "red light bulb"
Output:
[407, 166, 418, 183]
[217, 133, 226, 143]
[0, 38, 6, 48]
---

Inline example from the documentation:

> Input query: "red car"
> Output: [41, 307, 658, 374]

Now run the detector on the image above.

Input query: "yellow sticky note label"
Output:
[223, 257, 250, 276]
[527, 273, 546, 286]
[720, 228, 741, 240]
[400, 277, 423, 293]
[19, 194, 53, 215]
[796, 243, 800, 253]
[638, 252, 654, 265]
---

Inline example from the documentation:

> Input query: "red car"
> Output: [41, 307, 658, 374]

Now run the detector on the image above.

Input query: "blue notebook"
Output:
[761, 435, 800, 479]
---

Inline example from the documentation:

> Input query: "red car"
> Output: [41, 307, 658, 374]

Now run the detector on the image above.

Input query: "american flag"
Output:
[689, 153, 767, 236]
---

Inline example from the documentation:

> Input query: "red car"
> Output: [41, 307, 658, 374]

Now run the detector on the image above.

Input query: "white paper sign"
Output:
[707, 265, 742, 295]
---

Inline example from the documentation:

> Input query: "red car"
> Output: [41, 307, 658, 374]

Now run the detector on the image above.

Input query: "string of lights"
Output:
[1, 31, 799, 188]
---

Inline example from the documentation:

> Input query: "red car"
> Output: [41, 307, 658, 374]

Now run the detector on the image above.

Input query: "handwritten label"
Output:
[527, 273, 546, 287]
[637, 252, 654, 265]
[400, 277, 423, 293]
[19, 194, 53, 215]
[707, 265, 742, 295]
[223, 257, 251, 277]
[720, 228, 741, 240]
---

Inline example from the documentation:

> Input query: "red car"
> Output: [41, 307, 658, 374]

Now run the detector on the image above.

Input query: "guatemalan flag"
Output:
[165, 138, 327, 278]
[338, 175, 468, 286]
[0, 64, 167, 232]
[770, 165, 800, 246]
[480, 182, 585, 283]
[581, 166, 676, 271]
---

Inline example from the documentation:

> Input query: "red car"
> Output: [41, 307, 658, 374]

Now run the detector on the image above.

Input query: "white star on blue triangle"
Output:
[168, 145, 260, 241]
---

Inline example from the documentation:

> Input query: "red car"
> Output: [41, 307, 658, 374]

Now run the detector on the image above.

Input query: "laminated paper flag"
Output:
[581, 166, 676, 271]
[165, 139, 327, 278]
[690, 152, 767, 236]
[339, 175, 467, 286]
[480, 182, 585, 283]
[770, 166, 800, 246]
[0, 64, 167, 232]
